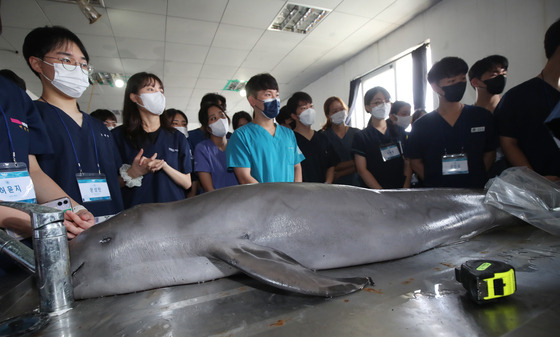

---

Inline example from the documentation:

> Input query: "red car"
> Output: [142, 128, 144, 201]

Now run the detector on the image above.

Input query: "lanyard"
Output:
[0, 104, 17, 164]
[438, 111, 466, 155]
[41, 97, 101, 174]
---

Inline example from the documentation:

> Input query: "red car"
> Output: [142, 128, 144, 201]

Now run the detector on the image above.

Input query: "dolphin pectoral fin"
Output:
[208, 240, 372, 297]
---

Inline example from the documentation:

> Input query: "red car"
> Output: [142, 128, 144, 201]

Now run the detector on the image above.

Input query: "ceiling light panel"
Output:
[269, 3, 330, 34]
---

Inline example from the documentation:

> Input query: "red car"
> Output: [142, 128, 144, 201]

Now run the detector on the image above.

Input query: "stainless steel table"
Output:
[1, 224, 559, 336]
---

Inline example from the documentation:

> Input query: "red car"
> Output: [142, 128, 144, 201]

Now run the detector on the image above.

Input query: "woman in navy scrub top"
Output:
[112, 72, 192, 209]
[23, 26, 123, 222]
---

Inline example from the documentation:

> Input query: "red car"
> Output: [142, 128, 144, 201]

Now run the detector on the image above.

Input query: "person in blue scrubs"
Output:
[0, 73, 94, 239]
[405, 57, 497, 188]
[112, 72, 192, 208]
[353, 87, 411, 189]
[22, 26, 123, 223]
[194, 103, 238, 192]
[226, 73, 304, 183]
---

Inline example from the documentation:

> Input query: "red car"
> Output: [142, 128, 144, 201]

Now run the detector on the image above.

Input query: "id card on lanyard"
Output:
[380, 142, 401, 162]
[76, 172, 111, 203]
[442, 153, 469, 175]
[0, 162, 36, 203]
[44, 98, 113, 204]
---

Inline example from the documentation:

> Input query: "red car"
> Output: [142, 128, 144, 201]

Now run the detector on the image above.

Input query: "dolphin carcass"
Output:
[69, 182, 527, 300]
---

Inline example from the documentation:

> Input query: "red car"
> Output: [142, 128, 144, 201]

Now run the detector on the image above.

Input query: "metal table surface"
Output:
[1, 224, 559, 337]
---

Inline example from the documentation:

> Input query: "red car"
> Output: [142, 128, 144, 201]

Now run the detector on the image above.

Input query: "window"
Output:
[349, 44, 433, 130]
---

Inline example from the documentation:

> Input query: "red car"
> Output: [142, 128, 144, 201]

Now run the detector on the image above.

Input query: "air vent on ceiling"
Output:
[269, 3, 330, 34]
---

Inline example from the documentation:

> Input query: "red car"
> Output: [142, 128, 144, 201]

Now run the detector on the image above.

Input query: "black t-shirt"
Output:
[495, 77, 560, 176]
[352, 122, 407, 188]
[295, 131, 339, 183]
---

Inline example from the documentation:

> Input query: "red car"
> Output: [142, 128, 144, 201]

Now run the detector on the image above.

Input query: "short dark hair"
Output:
[90, 109, 116, 122]
[163, 108, 188, 125]
[200, 93, 226, 110]
[427, 57, 468, 84]
[232, 110, 252, 130]
[23, 26, 89, 78]
[286, 92, 312, 116]
[276, 105, 294, 129]
[364, 86, 391, 107]
[468, 55, 509, 87]
[0, 69, 26, 90]
[390, 101, 411, 115]
[245, 73, 278, 99]
[198, 102, 226, 137]
[545, 18, 560, 59]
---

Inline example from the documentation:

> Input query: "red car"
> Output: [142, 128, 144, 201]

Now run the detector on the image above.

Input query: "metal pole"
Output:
[0, 202, 74, 314]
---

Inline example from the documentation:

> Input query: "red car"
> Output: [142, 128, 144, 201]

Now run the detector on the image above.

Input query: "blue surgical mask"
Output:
[258, 98, 280, 119]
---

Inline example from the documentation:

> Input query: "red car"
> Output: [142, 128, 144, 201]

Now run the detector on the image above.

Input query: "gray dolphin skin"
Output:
[69, 183, 516, 299]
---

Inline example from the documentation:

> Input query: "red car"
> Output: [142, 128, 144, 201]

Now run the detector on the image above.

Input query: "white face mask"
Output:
[299, 108, 316, 126]
[209, 118, 229, 138]
[137, 92, 166, 116]
[330, 110, 348, 125]
[174, 126, 188, 137]
[371, 102, 391, 120]
[42, 61, 90, 98]
[395, 115, 412, 129]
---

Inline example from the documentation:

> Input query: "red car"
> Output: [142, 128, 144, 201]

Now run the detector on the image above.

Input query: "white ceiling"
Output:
[0, 0, 440, 124]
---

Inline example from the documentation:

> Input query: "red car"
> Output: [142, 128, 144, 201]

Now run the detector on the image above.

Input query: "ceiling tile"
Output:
[335, 0, 394, 18]
[166, 17, 219, 46]
[115, 37, 165, 60]
[164, 62, 203, 78]
[37, 1, 114, 36]
[107, 9, 165, 40]
[167, 0, 228, 22]
[2, 0, 50, 29]
[252, 30, 305, 53]
[90, 56, 124, 73]
[205, 47, 249, 67]
[104, 0, 168, 15]
[79, 35, 119, 58]
[241, 50, 285, 70]
[307, 11, 369, 42]
[212, 24, 263, 50]
[121, 59, 164, 77]
[164, 43, 209, 63]
[199, 64, 238, 80]
[221, 0, 285, 29]
[379, 0, 440, 25]
[195, 78, 228, 90]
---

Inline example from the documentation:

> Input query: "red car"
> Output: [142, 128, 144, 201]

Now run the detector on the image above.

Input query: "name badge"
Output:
[1, 162, 36, 240]
[471, 126, 485, 133]
[380, 143, 401, 162]
[442, 154, 469, 175]
[0, 162, 36, 203]
[76, 173, 111, 203]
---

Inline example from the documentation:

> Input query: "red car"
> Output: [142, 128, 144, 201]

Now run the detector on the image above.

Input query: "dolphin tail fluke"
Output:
[208, 239, 372, 297]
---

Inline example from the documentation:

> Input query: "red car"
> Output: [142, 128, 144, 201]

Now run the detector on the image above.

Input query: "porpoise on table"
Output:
[68, 183, 520, 299]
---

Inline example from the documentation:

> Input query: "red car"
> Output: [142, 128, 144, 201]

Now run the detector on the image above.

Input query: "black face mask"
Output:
[441, 81, 466, 102]
[483, 75, 506, 95]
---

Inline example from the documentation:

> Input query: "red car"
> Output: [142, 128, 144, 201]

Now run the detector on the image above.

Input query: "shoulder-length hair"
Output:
[322, 96, 348, 130]
[122, 72, 172, 148]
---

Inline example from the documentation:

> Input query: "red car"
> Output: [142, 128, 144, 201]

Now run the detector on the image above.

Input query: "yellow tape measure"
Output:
[455, 260, 516, 303]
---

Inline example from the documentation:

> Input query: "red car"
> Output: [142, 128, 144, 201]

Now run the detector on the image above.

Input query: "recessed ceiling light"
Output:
[269, 3, 330, 34]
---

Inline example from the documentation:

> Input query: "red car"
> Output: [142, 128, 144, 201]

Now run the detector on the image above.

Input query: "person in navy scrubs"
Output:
[22, 26, 124, 222]
[0, 73, 94, 239]
[112, 72, 192, 208]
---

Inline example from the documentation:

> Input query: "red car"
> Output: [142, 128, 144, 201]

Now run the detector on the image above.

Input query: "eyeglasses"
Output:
[42, 56, 93, 75]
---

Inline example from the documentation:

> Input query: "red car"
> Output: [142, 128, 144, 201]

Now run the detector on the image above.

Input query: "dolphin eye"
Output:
[100, 236, 112, 244]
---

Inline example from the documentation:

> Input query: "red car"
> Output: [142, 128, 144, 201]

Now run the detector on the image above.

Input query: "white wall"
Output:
[303, 0, 560, 129]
